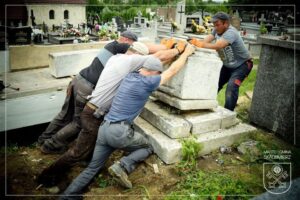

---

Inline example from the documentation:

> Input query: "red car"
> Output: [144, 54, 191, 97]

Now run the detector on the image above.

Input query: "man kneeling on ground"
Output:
[59, 44, 195, 199]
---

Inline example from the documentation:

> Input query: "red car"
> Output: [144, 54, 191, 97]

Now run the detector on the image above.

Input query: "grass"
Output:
[217, 69, 257, 107]
[166, 170, 251, 200]
[165, 63, 300, 199]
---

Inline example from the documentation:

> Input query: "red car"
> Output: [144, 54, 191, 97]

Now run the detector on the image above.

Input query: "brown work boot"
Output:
[175, 40, 187, 54]
[160, 38, 176, 49]
[108, 162, 132, 189]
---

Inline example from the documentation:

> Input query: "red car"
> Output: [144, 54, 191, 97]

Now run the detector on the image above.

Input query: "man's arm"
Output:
[189, 37, 229, 50]
[203, 34, 215, 43]
[160, 44, 195, 85]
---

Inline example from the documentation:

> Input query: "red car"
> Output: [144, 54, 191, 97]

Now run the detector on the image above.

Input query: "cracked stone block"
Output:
[140, 100, 191, 139]
[152, 90, 218, 111]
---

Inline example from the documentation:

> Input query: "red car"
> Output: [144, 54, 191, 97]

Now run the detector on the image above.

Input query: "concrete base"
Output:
[140, 100, 191, 139]
[152, 90, 218, 110]
[141, 100, 238, 138]
[49, 49, 99, 78]
[134, 117, 256, 164]
[0, 90, 66, 132]
[183, 106, 239, 135]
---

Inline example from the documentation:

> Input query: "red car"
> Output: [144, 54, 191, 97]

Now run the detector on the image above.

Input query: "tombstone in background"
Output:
[157, 6, 176, 22]
[175, 1, 186, 33]
[7, 26, 32, 45]
[134, 11, 146, 28]
[250, 36, 300, 147]
[185, 13, 202, 32]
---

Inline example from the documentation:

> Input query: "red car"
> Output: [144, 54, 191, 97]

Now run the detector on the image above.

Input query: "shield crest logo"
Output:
[263, 163, 292, 194]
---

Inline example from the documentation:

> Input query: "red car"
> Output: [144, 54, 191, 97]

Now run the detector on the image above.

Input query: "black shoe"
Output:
[40, 143, 66, 154]
[108, 162, 132, 189]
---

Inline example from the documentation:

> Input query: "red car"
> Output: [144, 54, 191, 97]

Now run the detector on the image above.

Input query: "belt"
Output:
[86, 102, 98, 111]
[104, 120, 132, 126]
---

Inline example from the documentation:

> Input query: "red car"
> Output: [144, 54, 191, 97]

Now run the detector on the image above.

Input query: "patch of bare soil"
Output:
[1, 147, 181, 200]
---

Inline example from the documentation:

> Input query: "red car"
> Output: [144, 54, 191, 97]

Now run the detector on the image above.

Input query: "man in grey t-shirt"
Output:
[189, 12, 253, 111]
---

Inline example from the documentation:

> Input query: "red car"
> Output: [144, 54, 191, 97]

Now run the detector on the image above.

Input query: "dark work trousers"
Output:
[218, 60, 253, 111]
[38, 105, 103, 186]
[38, 74, 94, 152]
[60, 121, 153, 198]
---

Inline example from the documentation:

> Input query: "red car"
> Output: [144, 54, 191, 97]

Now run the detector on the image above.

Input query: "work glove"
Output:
[175, 41, 187, 54]
[160, 38, 176, 49]
[187, 38, 204, 48]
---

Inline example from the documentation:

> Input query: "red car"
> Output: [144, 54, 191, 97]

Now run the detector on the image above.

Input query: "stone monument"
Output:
[175, 1, 186, 33]
[250, 35, 300, 147]
[134, 43, 256, 164]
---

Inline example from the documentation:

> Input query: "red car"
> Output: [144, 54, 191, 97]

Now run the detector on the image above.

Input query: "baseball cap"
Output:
[143, 56, 163, 72]
[121, 30, 138, 41]
[212, 12, 230, 23]
[130, 42, 149, 55]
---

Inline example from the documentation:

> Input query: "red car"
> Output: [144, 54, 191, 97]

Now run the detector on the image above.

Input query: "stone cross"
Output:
[178, 6, 184, 24]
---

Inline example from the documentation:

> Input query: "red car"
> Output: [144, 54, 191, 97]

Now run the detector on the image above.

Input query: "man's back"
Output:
[89, 54, 151, 114]
[105, 72, 161, 123]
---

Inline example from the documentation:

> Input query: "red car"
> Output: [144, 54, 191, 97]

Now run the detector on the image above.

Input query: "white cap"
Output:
[130, 42, 149, 55]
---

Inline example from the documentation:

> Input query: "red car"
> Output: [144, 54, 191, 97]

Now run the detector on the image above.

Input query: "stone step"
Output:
[152, 90, 218, 110]
[183, 106, 239, 134]
[134, 117, 256, 164]
[141, 100, 238, 138]
[140, 100, 191, 139]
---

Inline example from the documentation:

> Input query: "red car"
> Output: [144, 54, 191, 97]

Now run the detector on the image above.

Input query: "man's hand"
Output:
[182, 44, 195, 57]
[187, 38, 204, 48]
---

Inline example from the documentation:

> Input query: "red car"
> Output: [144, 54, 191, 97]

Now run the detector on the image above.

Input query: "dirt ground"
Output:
[1, 97, 299, 199]
[1, 145, 182, 200]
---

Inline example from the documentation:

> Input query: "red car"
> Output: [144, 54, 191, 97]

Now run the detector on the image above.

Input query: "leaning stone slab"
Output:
[152, 90, 218, 110]
[134, 117, 182, 164]
[140, 100, 191, 139]
[49, 49, 99, 78]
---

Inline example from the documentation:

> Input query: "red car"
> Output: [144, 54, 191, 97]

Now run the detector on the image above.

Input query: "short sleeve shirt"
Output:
[105, 72, 161, 123]
[89, 54, 152, 114]
[212, 25, 250, 68]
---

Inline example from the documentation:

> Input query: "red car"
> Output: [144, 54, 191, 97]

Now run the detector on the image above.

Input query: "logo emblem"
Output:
[263, 163, 291, 194]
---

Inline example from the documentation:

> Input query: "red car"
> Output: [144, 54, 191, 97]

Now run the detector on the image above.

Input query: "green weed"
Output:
[95, 174, 111, 188]
[166, 170, 250, 200]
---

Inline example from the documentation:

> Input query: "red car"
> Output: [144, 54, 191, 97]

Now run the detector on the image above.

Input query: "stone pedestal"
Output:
[250, 36, 300, 146]
[159, 48, 222, 100]
[135, 36, 256, 164]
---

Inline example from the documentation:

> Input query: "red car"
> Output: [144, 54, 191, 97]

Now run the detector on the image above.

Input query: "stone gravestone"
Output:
[134, 42, 256, 164]
[175, 1, 186, 33]
[185, 13, 202, 32]
[250, 36, 300, 146]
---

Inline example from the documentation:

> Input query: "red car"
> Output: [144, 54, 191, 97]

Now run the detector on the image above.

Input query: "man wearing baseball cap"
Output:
[188, 12, 252, 111]
[60, 44, 195, 198]
[39, 30, 186, 154]
[38, 30, 138, 154]
[38, 40, 188, 186]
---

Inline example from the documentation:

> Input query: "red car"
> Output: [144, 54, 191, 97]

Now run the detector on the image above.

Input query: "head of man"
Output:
[126, 42, 149, 55]
[139, 56, 163, 76]
[118, 30, 138, 45]
[212, 12, 230, 35]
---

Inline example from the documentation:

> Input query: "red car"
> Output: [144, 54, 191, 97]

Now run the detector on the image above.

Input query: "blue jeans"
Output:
[60, 121, 153, 199]
[218, 60, 253, 111]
